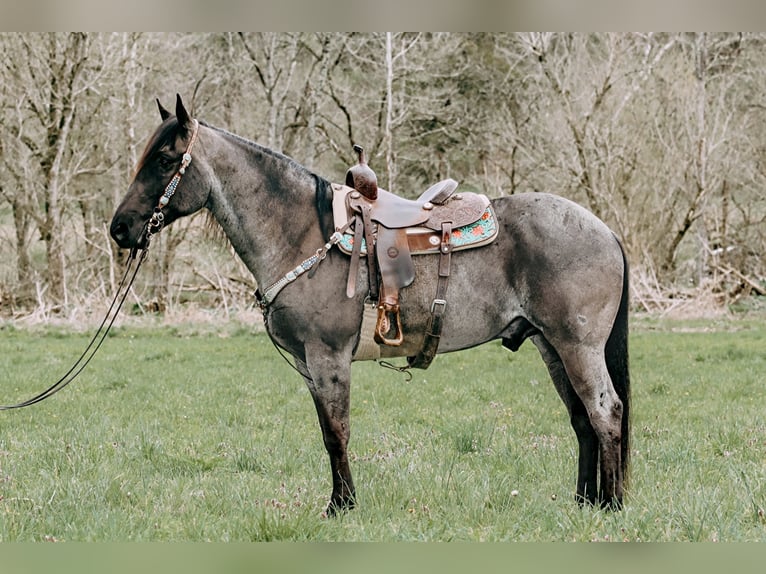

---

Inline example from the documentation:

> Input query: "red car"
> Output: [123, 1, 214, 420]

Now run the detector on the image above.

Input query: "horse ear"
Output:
[175, 93, 192, 132]
[157, 99, 171, 121]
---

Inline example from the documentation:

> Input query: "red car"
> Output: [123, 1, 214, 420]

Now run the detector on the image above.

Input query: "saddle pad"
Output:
[337, 204, 498, 256]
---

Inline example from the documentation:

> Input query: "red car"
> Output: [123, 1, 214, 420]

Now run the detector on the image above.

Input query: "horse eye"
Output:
[157, 154, 175, 170]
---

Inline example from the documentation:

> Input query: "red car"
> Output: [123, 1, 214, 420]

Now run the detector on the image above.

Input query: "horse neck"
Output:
[204, 129, 330, 289]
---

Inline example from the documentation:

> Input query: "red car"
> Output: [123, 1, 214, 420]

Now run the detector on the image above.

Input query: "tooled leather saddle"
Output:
[335, 145, 498, 369]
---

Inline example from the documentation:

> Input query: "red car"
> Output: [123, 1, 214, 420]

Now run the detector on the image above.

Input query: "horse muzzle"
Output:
[110, 211, 150, 250]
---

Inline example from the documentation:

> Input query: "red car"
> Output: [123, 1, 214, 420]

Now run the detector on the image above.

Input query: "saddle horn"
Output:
[345, 145, 378, 200]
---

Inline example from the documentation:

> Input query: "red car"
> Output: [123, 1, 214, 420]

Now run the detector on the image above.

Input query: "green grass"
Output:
[0, 318, 764, 541]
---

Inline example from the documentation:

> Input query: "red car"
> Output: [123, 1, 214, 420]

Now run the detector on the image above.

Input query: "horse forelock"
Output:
[132, 117, 180, 179]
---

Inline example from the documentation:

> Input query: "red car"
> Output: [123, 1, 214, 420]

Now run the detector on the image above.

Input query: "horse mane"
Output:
[313, 175, 335, 240]
[202, 122, 313, 177]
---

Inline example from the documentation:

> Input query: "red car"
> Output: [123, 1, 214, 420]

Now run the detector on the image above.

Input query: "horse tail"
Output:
[606, 235, 631, 489]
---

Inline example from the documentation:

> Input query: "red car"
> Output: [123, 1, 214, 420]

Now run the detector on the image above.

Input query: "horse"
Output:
[110, 95, 631, 514]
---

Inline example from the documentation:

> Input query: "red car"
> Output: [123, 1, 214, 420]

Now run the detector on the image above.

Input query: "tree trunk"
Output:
[384, 32, 396, 192]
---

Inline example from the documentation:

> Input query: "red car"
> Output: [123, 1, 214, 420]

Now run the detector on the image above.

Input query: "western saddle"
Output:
[334, 145, 497, 369]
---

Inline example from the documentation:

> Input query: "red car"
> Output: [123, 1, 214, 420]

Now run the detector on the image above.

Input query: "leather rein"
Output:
[0, 120, 200, 410]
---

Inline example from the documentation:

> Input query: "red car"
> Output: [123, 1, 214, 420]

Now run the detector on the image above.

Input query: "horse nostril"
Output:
[110, 221, 129, 243]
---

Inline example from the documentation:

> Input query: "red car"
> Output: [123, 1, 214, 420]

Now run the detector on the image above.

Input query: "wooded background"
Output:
[0, 32, 764, 321]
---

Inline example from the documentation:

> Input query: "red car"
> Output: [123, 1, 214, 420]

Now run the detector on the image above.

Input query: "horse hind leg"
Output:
[554, 342, 625, 509]
[531, 335, 599, 505]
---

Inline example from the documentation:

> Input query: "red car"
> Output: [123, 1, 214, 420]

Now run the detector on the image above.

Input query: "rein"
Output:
[0, 249, 148, 410]
[0, 120, 200, 411]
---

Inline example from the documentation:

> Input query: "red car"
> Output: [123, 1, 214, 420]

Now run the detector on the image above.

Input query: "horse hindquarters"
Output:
[498, 195, 629, 508]
[559, 237, 631, 508]
[538, 264, 629, 507]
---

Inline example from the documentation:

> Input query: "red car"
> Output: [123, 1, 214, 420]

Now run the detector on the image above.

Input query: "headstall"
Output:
[145, 118, 200, 242]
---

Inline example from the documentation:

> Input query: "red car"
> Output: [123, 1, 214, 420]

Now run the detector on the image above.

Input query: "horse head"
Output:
[110, 94, 210, 249]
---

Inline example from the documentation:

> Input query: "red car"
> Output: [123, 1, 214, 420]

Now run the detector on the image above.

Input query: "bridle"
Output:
[0, 119, 200, 410]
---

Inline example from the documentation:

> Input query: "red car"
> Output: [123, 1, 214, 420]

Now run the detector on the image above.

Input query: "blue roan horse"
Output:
[110, 95, 630, 514]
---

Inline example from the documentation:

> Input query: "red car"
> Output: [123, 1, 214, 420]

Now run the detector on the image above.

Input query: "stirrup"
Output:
[374, 303, 404, 346]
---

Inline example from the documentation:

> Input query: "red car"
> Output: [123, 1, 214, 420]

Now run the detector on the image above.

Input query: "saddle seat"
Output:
[358, 178, 459, 228]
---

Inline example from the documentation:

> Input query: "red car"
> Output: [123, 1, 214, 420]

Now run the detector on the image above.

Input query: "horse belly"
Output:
[378, 243, 519, 359]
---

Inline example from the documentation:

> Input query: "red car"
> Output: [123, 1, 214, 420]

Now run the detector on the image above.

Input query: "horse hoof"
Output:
[575, 492, 597, 507]
[325, 495, 356, 517]
[600, 497, 623, 511]
[574, 491, 623, 511]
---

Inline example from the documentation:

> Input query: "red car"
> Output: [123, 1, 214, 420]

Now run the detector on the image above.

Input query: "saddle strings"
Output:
[378, 360, 413, 382]
[0, 248, 149, 410]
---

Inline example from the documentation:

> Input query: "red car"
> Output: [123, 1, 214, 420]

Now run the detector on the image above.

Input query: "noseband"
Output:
[145, 118, 200, 243]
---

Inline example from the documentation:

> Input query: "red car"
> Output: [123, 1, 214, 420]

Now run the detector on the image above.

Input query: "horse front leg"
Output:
[296, 349, 356, 516]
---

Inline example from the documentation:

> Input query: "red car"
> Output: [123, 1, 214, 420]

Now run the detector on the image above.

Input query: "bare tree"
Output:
[1, 32, 763, 318]
[0, 33, 98, 305]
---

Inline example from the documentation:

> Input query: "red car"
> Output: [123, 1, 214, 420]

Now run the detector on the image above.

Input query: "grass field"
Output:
[0, 315, 764, 542]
